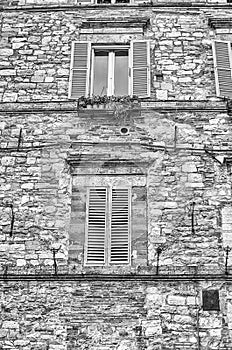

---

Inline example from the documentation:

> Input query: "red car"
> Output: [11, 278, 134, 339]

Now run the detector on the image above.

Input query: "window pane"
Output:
[93, 51, 108, 96]
[114, 50, 128, 96]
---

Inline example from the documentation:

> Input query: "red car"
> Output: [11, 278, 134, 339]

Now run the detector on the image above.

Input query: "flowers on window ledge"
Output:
[77, 95, 140, 109]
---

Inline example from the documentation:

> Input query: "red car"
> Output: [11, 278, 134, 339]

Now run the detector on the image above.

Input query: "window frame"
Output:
[84, 186, 131, 267]
[90, 44, 131, 97]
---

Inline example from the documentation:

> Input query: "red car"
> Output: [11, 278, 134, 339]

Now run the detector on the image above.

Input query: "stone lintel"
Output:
[209, 17, 232, 28]
[81, 16, 150, 29]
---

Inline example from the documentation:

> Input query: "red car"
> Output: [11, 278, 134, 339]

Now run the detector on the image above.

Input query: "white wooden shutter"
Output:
[69, 41, 91, 99]
[130, 40, 150, 98]
[85, 188, 107, 266]
[212, 41, 232, 98]
[109, 188, 130, 265]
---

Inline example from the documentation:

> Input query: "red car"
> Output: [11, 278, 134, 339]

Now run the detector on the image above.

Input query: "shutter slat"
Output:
[69, 42, 90, 99]
[131, 41, 150, 97]
[86, 188, 107, 266]
[110, 188, 130, 264]
[213, 41, 232, 98]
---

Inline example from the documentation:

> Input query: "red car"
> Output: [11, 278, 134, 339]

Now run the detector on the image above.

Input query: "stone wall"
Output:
[0, 278, 232, 350]
[0, 6, 230, 102]
[0, 101, 231, 274]
[1, 1, 232, 349]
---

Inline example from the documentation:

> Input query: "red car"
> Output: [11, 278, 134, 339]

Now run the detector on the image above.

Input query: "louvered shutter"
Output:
[85, 188, 107, 266]
[130, 40, 150, 97]
[69, 41, 91, 99]
[212, 41, 232, 98]
[110, 188, 130, 265]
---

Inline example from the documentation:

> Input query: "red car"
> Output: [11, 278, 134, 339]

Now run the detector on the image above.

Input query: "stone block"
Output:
[57, 68, 69, 76]
[199, 317, 221, 328]
[161, 82, 173, 90]
[12, 42, 25, 50]
[3, 92, 18, 102]
[186, 296, 196, 305]
[42, 36, 52, 45]
[21, 183, 34, 190]
[188, 173, 203, 182]
[1, 156, 15, 166]
[156, 90, 168, 100]
[14, 340, 30, 346]
[31, 76, 44, 82]
[16, 259, 26, 267]
[0, 69, 16, 76]
[167, 295, 186, 305]
[173, 315, 192, 324]
[45, 77, 54, 82]
[182, 163, 197, 173]
[0, 329, 7, 338]
[146, 293, 164, 305]
[0, 49, 14, 56]
[18, 49, 33, 55]
[2, 321, 19, 329]
[179, 77, 192, 83]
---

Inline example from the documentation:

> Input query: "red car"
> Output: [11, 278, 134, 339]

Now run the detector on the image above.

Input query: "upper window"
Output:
[92, 48, 129, 96]
[96, 0, 130, 3]
[212, 40, 232, 98]
[85, 187, 131, 266]
[69, 41, 150, 99]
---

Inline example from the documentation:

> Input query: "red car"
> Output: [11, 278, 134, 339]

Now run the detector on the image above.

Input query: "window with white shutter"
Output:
[131, 40, 151, 98]
[68, 41, 91, 99]
[212, 41, 232, 98]
[69, 41, 150, 98]
[85, 187, 131, 266]
[85, 188, 107, 266]
[110, 188, 130, 264]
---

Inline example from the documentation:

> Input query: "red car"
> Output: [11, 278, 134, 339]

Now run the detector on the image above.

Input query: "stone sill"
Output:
[0, 273, 232, 281]
[1, 2, 232, 11]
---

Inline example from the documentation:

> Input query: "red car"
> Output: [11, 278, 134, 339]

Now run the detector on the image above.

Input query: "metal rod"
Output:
[174, 125, 177, 151]
[225, 246, 230, 275]
[17, 128, 22, 151]
[9, 204, 14, 237]
[3, 266, 8, 281]
[191, 201, 195, 235]
[52, 249, 58, 276]
[52, 246, 61, 276]
[156, 247, 162, 275]
[196, 308, 200, 350]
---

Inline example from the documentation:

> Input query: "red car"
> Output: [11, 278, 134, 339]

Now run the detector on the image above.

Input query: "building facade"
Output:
[1, 0, 232, 348]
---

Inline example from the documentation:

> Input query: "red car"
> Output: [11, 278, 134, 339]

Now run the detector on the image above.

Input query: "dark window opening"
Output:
[202, 290, 220, 311]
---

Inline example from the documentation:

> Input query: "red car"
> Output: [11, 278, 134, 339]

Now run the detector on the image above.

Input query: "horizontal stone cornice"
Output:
[2, 3, 232, 12]
[0, 273, 232, 282]
[0, 100, 227, 114]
